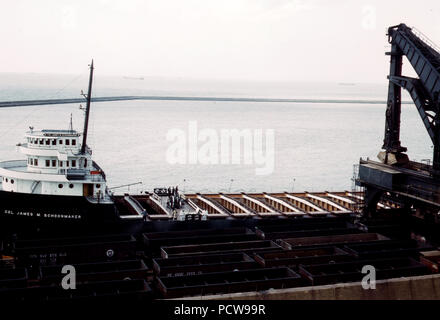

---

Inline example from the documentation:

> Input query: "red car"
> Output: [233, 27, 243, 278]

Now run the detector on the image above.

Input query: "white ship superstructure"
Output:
[0, 128, 109, 200]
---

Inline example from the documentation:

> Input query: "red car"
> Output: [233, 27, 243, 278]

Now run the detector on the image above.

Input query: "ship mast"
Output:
[81, 59, 94, 154]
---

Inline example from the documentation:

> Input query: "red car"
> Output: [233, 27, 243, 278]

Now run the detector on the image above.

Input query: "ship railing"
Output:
[151, 193, 161, 202]
[64, 168, 105, 182]
[0, 159, 27, 169]
[89, 174, 105, 182]
[411, 27, 440, 57]
[66, 168, 86, 179]
[92, 161, 106, 181]
[17, 142, 81, 153]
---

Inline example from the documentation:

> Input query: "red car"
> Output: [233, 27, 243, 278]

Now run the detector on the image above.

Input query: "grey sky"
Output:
[0, 0, 439, 82]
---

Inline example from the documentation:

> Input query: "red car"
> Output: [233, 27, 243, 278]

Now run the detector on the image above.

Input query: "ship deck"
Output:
[113, 190, 381, 221]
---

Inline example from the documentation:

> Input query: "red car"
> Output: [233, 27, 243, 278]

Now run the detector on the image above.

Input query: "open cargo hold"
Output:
[143, 227, 258, 249]
[255, 227, 361, 240]
[156, 267, 304, 298]
[254, 220, 352, 239]
[153, 253, 259, 277]
[342, 239, 432, 259]
[253, 246, 354, 268]
[160, 240, 283, 258]
[298, 257, 430, 286]
[39, 259, 148, 285]
[278, 233, 389, 249]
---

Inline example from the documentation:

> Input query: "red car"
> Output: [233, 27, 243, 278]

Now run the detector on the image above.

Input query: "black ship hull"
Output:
[0, 190, 120, 229]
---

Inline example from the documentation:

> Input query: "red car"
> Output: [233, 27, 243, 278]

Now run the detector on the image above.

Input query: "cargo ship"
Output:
[0, 61, 361, 228]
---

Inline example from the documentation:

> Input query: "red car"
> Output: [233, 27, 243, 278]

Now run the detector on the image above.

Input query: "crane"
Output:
[357, 24, 440, 222]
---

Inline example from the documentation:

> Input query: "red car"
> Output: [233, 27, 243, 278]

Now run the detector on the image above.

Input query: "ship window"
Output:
[45, 139, 50, 145]
[34, 159, 38, 166]
[59, 161, 63, 167]
[69, 184, 74, 189]
[59, 140, 63, 144]
[45, 160, 50, 167]
[72, 139, 76, 146]
[58, 184, 63, 189]
[52, 160, 56, 167]
[5, 178, 8, 182]
[52, 139, 56, 145]
[11, 179, 14, 184]
[65, 139, 70, 145]
[39, 139, 43, 145]
[71, 160, 76, 167]
[96, 184, 101, 189]
[84, 159, 87, 168]
[30, 159, 33, 165]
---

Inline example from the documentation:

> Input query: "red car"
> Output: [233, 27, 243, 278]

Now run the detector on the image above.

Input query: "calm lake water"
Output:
[0, 73, 432, 194]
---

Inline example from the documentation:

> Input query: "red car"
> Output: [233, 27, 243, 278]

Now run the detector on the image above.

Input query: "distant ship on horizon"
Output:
[123, 76, 145, 80]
